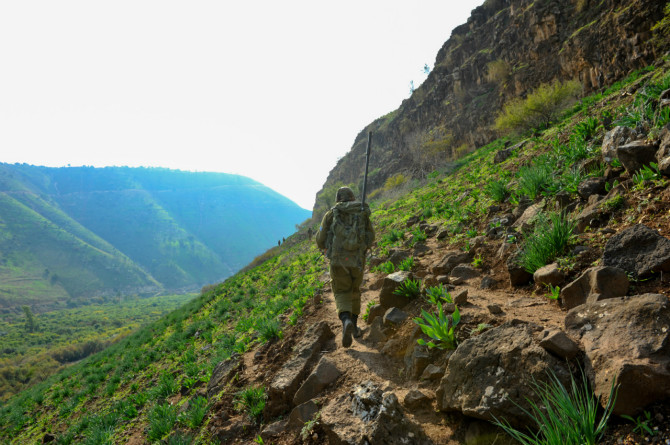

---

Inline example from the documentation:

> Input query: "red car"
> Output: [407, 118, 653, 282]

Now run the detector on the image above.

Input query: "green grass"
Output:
[494, 369, 616, 445]
[520, 211, 576, 273]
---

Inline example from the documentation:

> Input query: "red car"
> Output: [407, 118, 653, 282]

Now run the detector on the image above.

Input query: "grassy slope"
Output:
[1, 62, 669, 444]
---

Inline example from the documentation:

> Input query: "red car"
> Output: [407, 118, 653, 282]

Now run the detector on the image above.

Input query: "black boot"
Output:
[352, 314, 362, 338]
[339, 311, 354, 348]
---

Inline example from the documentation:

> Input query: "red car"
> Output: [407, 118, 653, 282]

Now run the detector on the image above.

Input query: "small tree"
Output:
[22, 305, 37, 333]
[495, 80, 581, 134]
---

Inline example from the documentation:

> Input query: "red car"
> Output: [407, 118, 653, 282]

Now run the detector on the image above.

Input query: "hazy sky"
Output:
[0, 1, 483, 210]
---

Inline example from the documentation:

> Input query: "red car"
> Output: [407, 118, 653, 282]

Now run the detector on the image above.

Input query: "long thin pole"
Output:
[361, 131, 372, 208]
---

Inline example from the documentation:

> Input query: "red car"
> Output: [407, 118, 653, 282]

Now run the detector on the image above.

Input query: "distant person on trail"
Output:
[316, 187, 375, 348]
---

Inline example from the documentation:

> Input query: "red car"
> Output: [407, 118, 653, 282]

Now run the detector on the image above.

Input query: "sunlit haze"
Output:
[0, 1, 483, 210]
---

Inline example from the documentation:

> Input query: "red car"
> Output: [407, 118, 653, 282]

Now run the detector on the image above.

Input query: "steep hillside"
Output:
[4, 56, 670, 443]
[0, 165, 310, 311]
[315, 0, 666, 216]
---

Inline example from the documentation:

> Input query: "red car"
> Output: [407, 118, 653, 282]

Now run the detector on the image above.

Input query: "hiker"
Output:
[316, 187, 375, 347]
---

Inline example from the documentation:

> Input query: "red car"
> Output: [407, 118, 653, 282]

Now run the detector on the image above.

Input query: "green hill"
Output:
[0, 165, 310, 311]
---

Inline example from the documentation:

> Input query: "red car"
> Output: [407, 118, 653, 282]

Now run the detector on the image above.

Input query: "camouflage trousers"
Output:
[329, 264, 364, 316]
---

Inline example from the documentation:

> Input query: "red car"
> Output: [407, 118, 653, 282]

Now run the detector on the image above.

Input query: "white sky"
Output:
[0, 1, 483, 210]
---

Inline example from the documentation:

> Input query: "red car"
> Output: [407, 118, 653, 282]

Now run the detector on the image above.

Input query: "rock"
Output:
[538, 328, 580, 360]
[487, 304, 503, 315]
[383, 307, 409, 326]
[404, 345, 431, 379]
[422, 274, 438, 287]
[453, 289, 468, 305]
[602, 126, 635, 164]
[293, 357, 342, 406]
[602, 224, 670, 278]
[450, 264, 480, 281]
[512, 201, 544, 231]
[207, 354, 243, 398]
[367, 317, 388, 344]
[560, 266, 629, 310]
[388, 250, 410, 266]
[436, 321, 571, 427]
[321, 381, 431, 445]
[436, 275, 450, 284]
[379, 271, 414, 309]
[403, 390, 431, 410]
[287, 401, 318, 430]
[506, 251, 532, 286]
[406, 215, 421, 227]
[479, 276, 497, 289]
[533, 262, 564, 287]
[577, 177, 606, 200]
[267, 321, 334, 416]
[42, 434, 55, 443]
[565, 294, 670, 416]
[262, 419, 288, 438]
[366, 304, 386, 324]
[616, 140, 659, 175]
[431, 250, 474, 275]
[421, 364, 445, 381]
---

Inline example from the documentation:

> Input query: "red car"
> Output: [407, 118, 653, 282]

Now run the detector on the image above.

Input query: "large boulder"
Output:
[601, 126, 635, 164]
[616, 140, 659, 175]
[320, 381, 431, 445]
[379, 271, 414, 309]
[602, 224, 670, 278]
[267, 321, 334, 416]
[436, 321, 571, 427]
[560, 266, 629, 310]
[565, 293, 670, 416]
[430, 250, 473, 276]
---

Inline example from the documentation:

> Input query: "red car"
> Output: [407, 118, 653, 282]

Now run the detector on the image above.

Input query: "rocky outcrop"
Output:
[266, 321, 334, 416]
[379, 271, 414, 309]
[321, 381, 431, 445]
[436, 320, 571, 427]
[560, 266, 629, 310]
[602, 224, 670, 278]
[565, 293, 670, 416]
[314, 0, 665, 215]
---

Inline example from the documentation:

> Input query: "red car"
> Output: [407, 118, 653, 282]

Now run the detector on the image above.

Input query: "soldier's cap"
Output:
[336, 187, 356, 202]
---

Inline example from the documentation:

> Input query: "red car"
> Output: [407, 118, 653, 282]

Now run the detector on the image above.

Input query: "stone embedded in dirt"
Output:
[383, 307, 409, 326]
[366, 304, 386, 324]
[421, 364, 445, 381]
[575, 185, 625, 233]
[487, 304, 503, 315]
[423, 274, 438, 287]
[494, 140, 526, 164]
[616, 139, 659, 175]
[602, 126, 636, 164]
[577, 177, 606, 200]
[267, 321, 334, 417]
[207, 354, 243, 398]
[480, 277, 496, 290]
[560, 265, 629, 310]
[404, 346, 431, 380]
[538, 328, 580, 360]
[565, 293, 670, 416]
[406, 215, 421, 227]
[602, 224, 670, 278]
[532, 262, 564, 288]
[367, 317, 388, 344]
[436, 275, 450, 284]
[453, 288, 468, 305]
[379, 271, 414, 309]
[512, 200, 544, 230]
[320, 381, 431, 445]
[412, 243, 432, 257]
[436, 321, 571, 427]
[287, 400, 319, 430]
[388, 249, 410, 266]
[262, 419, 288, 439]
[450, 264, 480, 281]
[431, 250, 474, 276]
[506, 251, 532, 286]
[436, 228, 450, 240]
[403, 389, 431, 410]
[293, 356, 342, 406]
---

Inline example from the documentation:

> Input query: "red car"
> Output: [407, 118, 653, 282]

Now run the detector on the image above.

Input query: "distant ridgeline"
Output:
[0, 164, 310, 311]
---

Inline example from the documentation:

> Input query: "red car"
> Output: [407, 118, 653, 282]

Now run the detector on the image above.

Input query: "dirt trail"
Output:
[276, 235, 567, 444]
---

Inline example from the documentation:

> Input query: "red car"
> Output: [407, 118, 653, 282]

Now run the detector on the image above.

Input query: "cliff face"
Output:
[315, 0, 667, 214]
